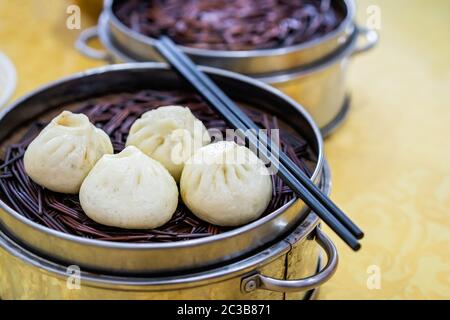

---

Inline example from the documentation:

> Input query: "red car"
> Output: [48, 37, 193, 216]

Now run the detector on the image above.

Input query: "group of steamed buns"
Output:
[24, 106, 272, 230]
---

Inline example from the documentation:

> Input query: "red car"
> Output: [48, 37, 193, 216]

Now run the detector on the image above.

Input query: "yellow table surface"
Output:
[0, 0, 449, 300]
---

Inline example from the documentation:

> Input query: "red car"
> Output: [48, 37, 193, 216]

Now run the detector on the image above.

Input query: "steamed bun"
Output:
[24, 111, 113, 194]
[79, 146, 178, 229]
[126, 106, 210, 181]
[180, 141, 272, 227]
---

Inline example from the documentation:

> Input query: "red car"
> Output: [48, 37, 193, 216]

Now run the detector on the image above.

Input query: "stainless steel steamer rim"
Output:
[77, 16, 378, 134]
[85, 13, 367, 75]
[0, 162, 336, 295]
[103, 0, 356, 74]
[0, 225, 336, 297]
[252, 28, 369, 83]
[0, 63, 325, 274]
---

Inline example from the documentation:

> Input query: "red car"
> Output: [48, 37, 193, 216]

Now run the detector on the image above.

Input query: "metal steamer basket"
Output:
[103, 0, 356, 74]
[0, 64, 336, 298]
[76, 0, 378, 135]
[0, 64, 326, 275]
[0, 206, 335, 300]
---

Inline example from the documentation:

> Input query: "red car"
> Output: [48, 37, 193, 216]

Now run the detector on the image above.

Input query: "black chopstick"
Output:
[159, 36, 364, 240]
[155, 37, 362, 251]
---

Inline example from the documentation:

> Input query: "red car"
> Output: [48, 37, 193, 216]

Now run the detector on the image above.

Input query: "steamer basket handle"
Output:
[241, 228, 338, 293]
[75, 27, 113, 62]
[352, 26, 379, 57]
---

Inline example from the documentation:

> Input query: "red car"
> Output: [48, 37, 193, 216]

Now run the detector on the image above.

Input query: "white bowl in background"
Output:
[0, 52, 17, 109]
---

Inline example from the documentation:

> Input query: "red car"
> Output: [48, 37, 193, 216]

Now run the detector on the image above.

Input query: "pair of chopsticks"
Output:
[155, 36, 364, 251]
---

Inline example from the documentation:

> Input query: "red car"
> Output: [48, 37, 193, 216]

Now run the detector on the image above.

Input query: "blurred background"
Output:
[0, 0, 449, 299]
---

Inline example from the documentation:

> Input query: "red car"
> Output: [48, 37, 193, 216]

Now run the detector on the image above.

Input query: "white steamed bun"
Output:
[126, 105, 210, 182]
[79, 146, 178, 229]
[24, 110, 113, 194]
[180, 141, 272, 227]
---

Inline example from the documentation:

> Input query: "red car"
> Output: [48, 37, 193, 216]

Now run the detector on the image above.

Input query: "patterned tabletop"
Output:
[0, 0, 448, 299]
